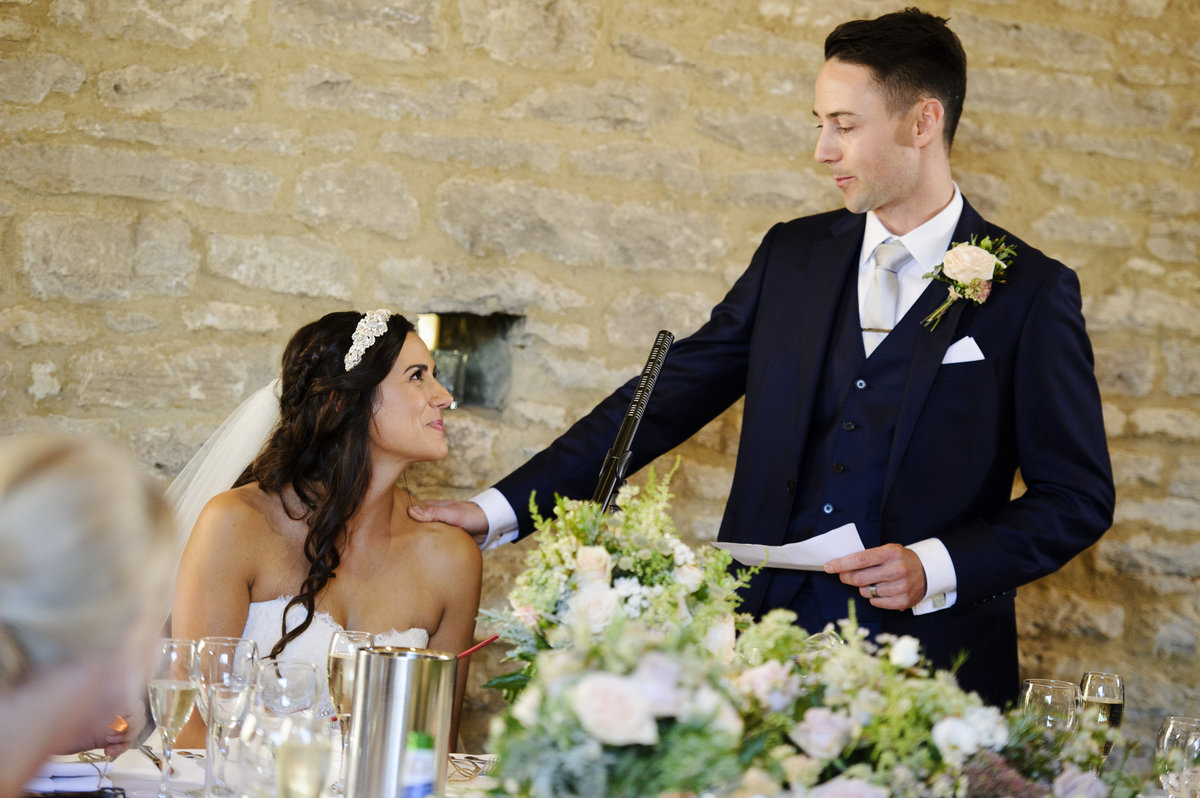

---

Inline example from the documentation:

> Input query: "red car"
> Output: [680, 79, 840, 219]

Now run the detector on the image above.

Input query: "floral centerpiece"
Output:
[482, 473, 1151, 798]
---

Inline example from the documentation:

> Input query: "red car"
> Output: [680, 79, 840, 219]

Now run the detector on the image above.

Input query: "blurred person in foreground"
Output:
[0, 432, 174, 798]
[409, 8, 1114, 709]
[170, 310, 482, 749]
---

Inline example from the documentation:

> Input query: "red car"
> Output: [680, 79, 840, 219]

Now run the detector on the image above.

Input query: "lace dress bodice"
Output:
[240, 595, 429, 718]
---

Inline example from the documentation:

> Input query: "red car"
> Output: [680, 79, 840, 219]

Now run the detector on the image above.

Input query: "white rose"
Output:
[631, 652, 683, 717]
[887, 635, 921, 668]
[575, 545, 612, 585]
[931, 716, 980, 767]
[735, 659, 802, 713]
[739, 767, 780, 796]
[571, 672, 658, 745]
[512, 603, 540, 630]
[702, 614, 737, 663]
[676, 562, 704, 593]
[566, 582, 619, 635]
[511, 685, 542, 727]
[682, 685, 743, 739]
[965, 704, 1009, 750]
[1052, 763, 1108, 798]
[789, 707, 854, 760]
[807, 777, 888, 798]
[941, 244, 1001, 284]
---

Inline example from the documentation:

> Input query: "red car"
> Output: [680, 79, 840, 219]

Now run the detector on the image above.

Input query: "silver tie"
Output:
[861, 238, 908, 356]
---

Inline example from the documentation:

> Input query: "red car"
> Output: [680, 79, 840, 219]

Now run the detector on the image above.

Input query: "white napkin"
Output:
[713, 523, 865, 570]
[24, 757, 113, 793]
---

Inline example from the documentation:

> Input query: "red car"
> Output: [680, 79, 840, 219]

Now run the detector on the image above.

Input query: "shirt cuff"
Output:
[472, 488, 519, 551]
[906, 537, 957, 615]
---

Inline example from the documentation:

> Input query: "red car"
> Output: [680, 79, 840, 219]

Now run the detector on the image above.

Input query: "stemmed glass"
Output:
[1156, 716, 1200, 798]
[233, 661, 321, 798]
[275, 712, 335, 798]
[1019, 678, 1080, 738]
[148, 639, 199, 798]
[1079, 671, 1124, 763]
[195, 636, 258, 796]
[327, 630, 373, 795]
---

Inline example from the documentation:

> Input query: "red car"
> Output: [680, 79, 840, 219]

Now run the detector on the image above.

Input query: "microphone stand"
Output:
[591, 329, 674, 513]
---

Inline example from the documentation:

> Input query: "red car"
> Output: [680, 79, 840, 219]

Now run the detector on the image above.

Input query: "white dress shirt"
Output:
[473, 187, 966, 615]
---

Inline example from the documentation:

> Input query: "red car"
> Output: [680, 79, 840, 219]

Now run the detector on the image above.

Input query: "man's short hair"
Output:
[824, 7, 967, 149]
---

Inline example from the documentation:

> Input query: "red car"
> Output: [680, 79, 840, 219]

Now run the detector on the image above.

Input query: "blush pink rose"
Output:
[575, 545, 612, 585]
[941, 244, 1001, 284]
[789, 707, 854, 760]
[571, 673, 659, 745]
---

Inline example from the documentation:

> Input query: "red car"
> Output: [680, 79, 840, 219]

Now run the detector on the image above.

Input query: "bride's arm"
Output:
[170, 491, 261, 747]
[423, 527, 483, 752]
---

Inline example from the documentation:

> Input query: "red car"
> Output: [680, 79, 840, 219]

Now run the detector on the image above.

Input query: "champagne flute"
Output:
[148, 639, 199, 798]
[1079, 671, 1124, 762]
[327, 630, 373, 795]
[1019, 679, 1080, 736]
[1156, 716, 1200, 798]
[196, 636, 258, 796]
[275, 712, 335, 798]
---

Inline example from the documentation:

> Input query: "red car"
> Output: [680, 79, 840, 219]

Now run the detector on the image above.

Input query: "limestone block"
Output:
[570, 144, 707, 195]
[293, 161, 420, 240]
[1115, 497, 1200, 533]
[724, 169, 839, 212]
[1164, 341, 1200, 396]
[954, 12, 1111, 72]
[306, 130, 357, 154]
[1016, 588, 1125, 639]
[69, 343, 277, 409]
[502, 80, 684, 133]
[129, 422, 214, 480]
[1097, 533, 1200, 577]
[51, 0, 252, 48]
[695, 109, 813, 154]
[1083, 287, 1200, 335]
[181, 302, 282, 333]
[1093, 344, 1155, 397]
[1109, 448, 1163, 486]
[1171, 458, 1200, 501]
[1052, 0, 1168, 17]
[105, 312, 161, 334]
[0, 109, 66, 132]
[436, 178, 728, 272]
[674, 462, 735, 503]
[510, 399, 568, 430]
[706, 29, 818, 60]
[0, 306, 95, 346]
[973, 68, 1173, 129]
[1147, 221, 1200, 263]
[604, 291, 715, 349]
[0, 143, 281, 213]
[270, 0, 437, 61]
[1039, 166, 1102, 203]
[520, 347, 629, 393]
[20, 212, 197, 301]
[522, 320, 589, 351]
[79, 120, 302, 156]
[1153, 613, 1197, 657]
[1112, 179, 1200, 217]
[98, 65, 255, 114]
[0, 53, 84, 104]
[1031, 206, 1133, 248]
[954, 172, 1009, 219]
[0, 361, 9, 400]
[1130, 408, 1200, 441]
[29, 362, 61, 401]
[615, 32, 692, 68]
[1025, 129, 1193, 169]
[380, 132, 560, 172]
[377, 256, 586, 315]
[206, 234, 357, 300]
[0, 17, 33, 40]
[284, 67, 495, 120]
[460, 0, 597, 70]
[0, 414, 116, 438]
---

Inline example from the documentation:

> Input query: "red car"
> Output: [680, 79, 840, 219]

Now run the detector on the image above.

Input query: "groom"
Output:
[412, 7, 1113, 708]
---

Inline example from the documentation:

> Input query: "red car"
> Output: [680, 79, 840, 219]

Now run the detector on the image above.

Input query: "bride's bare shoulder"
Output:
[192, 484, 289, 546]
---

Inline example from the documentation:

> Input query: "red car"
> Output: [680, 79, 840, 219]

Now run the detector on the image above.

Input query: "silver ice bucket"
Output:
[343, 646, 456, 798]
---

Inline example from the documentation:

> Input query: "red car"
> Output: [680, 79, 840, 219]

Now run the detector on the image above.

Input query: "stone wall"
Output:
[1, 0, 1197, 759]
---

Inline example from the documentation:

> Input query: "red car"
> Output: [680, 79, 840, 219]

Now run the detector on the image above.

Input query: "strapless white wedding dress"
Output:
[241, 595, 429, 718]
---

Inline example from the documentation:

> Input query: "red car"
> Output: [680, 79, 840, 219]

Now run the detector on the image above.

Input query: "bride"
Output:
[170, 310, 482, 749]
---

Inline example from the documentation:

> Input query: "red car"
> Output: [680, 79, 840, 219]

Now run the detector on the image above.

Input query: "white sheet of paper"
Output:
[712, 523, 865, 571]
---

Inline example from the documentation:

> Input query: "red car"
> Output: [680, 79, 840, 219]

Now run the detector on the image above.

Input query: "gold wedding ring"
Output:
[868, 583, 879, 599]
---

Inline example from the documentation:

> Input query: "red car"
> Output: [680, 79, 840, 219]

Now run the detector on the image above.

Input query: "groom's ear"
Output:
[912, 97, 946, 149]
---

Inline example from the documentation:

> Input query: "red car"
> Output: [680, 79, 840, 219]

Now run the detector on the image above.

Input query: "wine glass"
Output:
[1156, 716, 1200, 798]
[148, 639, 199, 798]
[196, 636, 258, 796]
[1079, 671, 1124, 762]
[327, 630, 373, 795]
[1019, 678, 1080, 736]
[274, 712, 335, 798]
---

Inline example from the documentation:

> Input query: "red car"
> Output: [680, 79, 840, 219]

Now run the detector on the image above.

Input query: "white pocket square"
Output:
[942, 336, 984, 364]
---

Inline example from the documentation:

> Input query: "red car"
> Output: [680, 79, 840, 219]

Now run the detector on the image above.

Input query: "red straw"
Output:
[457, 633, 500, 659]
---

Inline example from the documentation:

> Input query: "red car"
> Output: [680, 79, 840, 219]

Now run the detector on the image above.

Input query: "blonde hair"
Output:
[0, 433, 173, 690]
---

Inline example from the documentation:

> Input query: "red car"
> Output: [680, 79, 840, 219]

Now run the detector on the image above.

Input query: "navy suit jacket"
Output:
[495, 198, 1114, 706]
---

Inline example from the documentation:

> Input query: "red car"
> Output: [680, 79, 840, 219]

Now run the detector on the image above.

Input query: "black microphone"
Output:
[592, 329, 674, 513]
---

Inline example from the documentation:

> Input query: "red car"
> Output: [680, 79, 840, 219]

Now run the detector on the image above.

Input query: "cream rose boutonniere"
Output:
[921, 235, 1017, 330]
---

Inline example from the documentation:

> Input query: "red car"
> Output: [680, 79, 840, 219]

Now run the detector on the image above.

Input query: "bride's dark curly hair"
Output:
[235, 310, 416, 660]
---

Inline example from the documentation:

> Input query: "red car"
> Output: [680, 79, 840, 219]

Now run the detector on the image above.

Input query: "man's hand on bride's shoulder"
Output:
[408, 500, 488, 545]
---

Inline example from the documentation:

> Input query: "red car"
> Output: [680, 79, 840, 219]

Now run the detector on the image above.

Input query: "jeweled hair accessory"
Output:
[344, 309, 392, 372]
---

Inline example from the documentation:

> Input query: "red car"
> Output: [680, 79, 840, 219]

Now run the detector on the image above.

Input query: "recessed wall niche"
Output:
[416, 312, 518, 409]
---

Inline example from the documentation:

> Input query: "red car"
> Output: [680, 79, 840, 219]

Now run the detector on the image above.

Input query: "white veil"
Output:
[163, 379, 282, 617]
